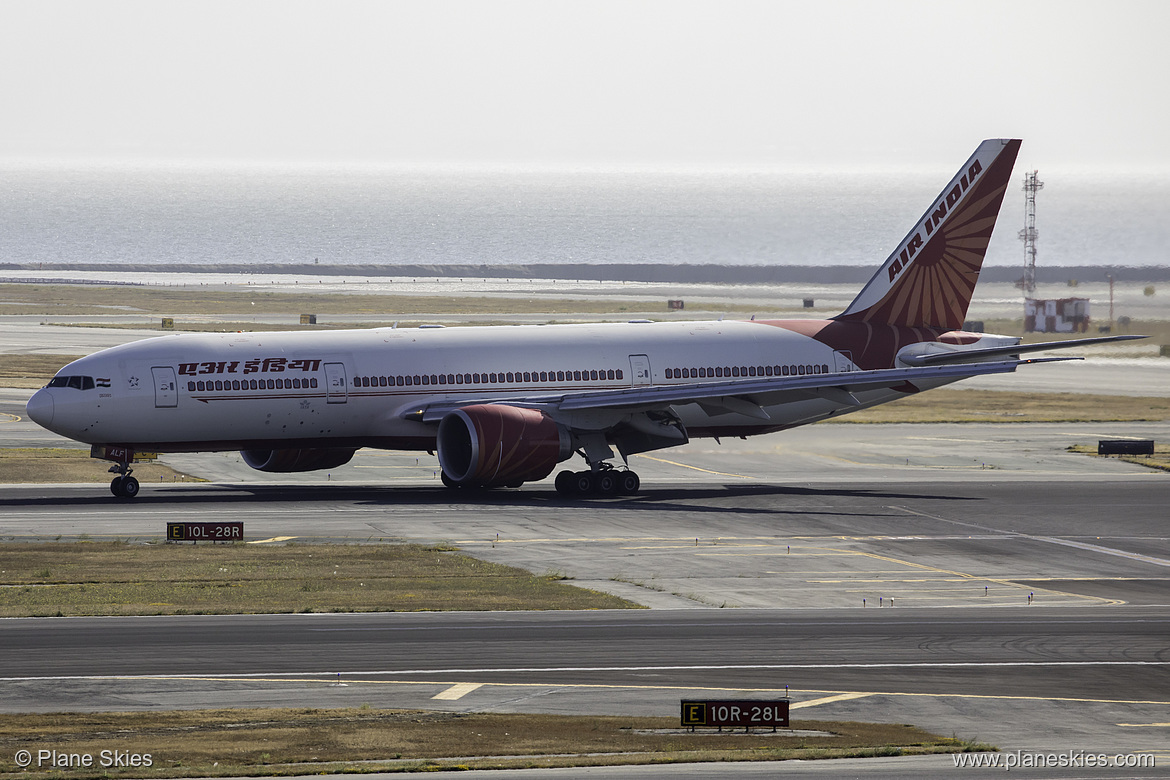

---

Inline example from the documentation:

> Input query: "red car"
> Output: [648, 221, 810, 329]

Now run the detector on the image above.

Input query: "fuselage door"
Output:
[151, 366, 178, 408]
[324, 362, 348, 404]
[833, 350, 855, 373]
[629, 354, 652, 386]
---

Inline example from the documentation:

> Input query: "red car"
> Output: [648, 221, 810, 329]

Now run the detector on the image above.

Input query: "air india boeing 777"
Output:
[25, 139, 1138, 498]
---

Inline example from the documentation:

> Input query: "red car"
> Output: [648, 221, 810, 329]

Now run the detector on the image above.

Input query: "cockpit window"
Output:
[47, 376, 96, 390]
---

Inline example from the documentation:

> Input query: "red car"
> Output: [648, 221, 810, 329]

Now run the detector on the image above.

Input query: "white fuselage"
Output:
[28, 318, 970, 453]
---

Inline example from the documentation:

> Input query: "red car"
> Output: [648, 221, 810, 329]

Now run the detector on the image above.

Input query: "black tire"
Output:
[617, 471, 640, 495]
[110, 476, 124, 497]
[555, 470, 577, 495]
[120, 476, 140, 498]
[573, 471, 594, 495]
[596, 471, 618, 495]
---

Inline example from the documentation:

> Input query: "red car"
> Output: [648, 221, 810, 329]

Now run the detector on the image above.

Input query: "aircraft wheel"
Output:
[120, 476, 140, 498]
[554, 470, 577, 495]
[573, 471, 595, 495]
[617, 471, 640, 495]
[595, 471, 618, 495]
[110, 476, 124, 497]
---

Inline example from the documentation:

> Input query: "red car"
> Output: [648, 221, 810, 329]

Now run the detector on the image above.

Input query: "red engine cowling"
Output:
[437, 404, 571, 487]
[241, 448, 356, 473]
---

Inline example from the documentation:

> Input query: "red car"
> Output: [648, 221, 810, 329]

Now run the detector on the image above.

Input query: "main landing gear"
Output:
[109, 462, 139, 499]
[554, 466, 640, 497]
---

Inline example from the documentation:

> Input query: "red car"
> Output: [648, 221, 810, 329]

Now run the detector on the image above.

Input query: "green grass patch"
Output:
[0, 542, 640, 616]
[0, 708, 985, 777]
[829, 389, 1170, 424]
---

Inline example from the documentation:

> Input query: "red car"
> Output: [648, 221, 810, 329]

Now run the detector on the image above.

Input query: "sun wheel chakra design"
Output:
[845, 151, 1017, 331]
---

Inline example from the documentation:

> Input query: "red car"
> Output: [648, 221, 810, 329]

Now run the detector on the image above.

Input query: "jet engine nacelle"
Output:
[437, 404, 571, 487]
[241, 448, 357, 473]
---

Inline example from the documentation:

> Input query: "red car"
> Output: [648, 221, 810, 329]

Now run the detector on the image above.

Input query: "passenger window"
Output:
[188, 381, 196, 391]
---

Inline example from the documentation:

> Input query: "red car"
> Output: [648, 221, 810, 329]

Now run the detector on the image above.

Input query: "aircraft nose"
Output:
[25, 389, 54, 428]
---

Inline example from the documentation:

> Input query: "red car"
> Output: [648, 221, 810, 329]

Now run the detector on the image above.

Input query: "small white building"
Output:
[1024, 297, 1090, 333]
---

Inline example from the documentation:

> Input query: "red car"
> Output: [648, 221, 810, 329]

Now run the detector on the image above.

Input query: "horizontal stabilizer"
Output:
[899, 334, 1146, 367]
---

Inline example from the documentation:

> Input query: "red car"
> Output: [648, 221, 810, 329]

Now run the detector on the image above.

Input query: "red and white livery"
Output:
[25, 139, 1138, 498]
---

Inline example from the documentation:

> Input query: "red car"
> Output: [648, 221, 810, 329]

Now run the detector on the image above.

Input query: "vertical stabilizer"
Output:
[836, 139, 1021, 330]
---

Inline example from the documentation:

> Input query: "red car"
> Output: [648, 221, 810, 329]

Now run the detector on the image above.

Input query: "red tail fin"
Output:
[837, 139, 1021, 330]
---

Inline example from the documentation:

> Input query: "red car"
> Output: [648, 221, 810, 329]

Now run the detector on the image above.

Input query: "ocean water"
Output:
[1, 164, 1167, 269]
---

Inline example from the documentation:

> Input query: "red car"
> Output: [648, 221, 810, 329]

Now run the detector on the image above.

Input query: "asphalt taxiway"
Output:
[3, 457, 1169, 768]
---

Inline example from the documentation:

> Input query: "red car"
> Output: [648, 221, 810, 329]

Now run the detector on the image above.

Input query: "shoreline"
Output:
[4, 262, 1170, 285]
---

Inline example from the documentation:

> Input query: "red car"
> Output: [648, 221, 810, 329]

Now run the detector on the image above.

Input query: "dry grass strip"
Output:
[1068, 442, 1170, 472]
[0, 708, 985, 777]
[0, 449, 200, 485]
[0, 542, 640, 616]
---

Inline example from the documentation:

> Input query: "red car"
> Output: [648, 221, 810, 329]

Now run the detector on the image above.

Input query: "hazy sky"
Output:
[2, 0, 1167, 169]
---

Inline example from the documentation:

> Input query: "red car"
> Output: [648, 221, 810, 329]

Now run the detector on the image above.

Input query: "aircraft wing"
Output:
[405, 359, 1025, 424]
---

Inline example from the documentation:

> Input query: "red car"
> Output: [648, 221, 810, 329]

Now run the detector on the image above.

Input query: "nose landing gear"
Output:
[109, 462, 139, 498]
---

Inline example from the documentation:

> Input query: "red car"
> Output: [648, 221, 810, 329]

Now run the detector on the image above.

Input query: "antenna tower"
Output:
[1018, 170, 1044, 293]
